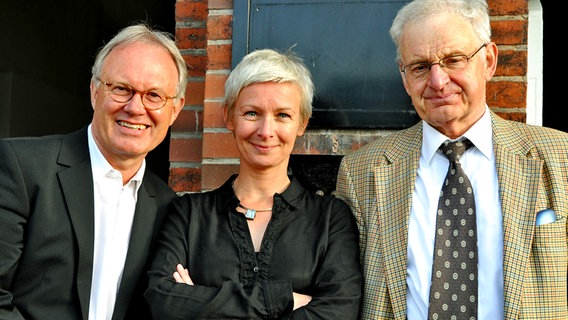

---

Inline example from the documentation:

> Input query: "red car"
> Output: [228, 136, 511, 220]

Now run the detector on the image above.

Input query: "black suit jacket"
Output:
[0, 127, 177, 320]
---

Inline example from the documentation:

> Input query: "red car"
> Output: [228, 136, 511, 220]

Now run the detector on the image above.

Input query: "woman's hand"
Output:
[173, 263, 194, 285]
[172, 263, 311, 310]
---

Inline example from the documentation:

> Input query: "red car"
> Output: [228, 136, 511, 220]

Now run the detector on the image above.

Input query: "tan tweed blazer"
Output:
[336, 111, 568, 319]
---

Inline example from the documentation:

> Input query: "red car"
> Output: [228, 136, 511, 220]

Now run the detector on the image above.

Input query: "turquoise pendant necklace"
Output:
[237, 203, 272, 220]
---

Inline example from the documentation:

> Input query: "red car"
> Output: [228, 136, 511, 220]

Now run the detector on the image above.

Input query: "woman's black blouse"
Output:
[145, 175, 362, 319]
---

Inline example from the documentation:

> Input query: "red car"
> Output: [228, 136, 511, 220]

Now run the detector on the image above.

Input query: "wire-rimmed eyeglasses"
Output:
[97, 78, 177, 111]
[401, 43, 487, 80]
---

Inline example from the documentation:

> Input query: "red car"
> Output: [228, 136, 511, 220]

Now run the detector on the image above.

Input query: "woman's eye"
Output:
[243, 111, 258, 117]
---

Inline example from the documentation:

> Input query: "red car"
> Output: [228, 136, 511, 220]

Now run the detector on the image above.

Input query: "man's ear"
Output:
[89, 79, 98, 111]
[400, 66, 411, 96]
[169, 97, 185, 126]
[484, 42, 498, 81]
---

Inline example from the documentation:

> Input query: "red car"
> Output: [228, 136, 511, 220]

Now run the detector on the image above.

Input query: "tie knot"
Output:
[439, 139, 472, 162]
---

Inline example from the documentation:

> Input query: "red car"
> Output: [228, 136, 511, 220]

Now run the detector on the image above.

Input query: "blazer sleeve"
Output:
[0, 140, 30, 319]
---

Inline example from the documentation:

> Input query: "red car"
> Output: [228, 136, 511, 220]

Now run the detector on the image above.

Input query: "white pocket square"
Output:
[536, 209, 556, 226]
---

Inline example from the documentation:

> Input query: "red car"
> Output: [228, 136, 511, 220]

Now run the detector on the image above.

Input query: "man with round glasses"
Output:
[0, 22, 187, 320]
[336, 0, 568, 319]
[96, 78, 178, 111]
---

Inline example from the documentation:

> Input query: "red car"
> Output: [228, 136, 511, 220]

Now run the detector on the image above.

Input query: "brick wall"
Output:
[170, 0, 529, 193]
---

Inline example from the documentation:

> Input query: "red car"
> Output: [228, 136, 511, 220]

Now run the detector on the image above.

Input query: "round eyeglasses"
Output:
[97, 78, 177, 110]
[401, 44, 487, 81]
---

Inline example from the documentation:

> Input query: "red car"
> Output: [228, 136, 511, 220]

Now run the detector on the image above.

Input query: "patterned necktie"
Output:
[428, 139, 478, 320]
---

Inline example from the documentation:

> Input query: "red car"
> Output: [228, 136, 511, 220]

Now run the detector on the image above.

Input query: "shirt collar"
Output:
[422, 106, 493, 164]
[87, 124, 145, 186]
[223, 174, 304, 211]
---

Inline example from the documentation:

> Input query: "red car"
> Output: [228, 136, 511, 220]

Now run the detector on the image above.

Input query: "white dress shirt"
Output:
[407, 108, 504, 319]
[87, 125, 144, 320]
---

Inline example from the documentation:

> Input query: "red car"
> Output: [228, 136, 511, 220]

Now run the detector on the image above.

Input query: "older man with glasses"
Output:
[335, 0, 568, 319]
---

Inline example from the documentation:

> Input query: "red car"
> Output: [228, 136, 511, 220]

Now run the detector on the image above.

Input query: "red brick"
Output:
[491, 20, 527, 46]
[185, 55, 207, 77]
[495, 49, 527, 77]
[489, 0, 528, 16]
[208, 0, 233, 10]
[207, 14, 233, 40]
[176, 0, 208, 21]
[202, 163, 239, 190]
[204, 73, 228, 100]
[207, 43, 233, 69]
[203, 100, 226, 129]
[185, 79, 205, 105]
[171, 109, 203, 133]
[176, 27, 207, 49]
[169, 167, 202, 193]
[170, 137, 203, 162]
[487, 81, 526, 109]
[202, 132, 238, 158]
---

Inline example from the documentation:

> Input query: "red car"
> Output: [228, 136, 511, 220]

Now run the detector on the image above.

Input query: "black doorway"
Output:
[0, 0, 176, 182]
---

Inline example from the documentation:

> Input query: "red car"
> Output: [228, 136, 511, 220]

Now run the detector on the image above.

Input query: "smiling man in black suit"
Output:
[0, 22, 187, 320]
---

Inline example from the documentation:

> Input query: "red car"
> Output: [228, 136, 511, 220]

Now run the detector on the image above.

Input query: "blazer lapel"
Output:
[375, 124, 422, 318]
[491, 113, 542, 318]
[57, 128, 95, 320]
[112, 178, 161, 320]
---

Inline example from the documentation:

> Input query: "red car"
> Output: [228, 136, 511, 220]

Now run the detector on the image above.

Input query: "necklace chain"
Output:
[232, 180, 275, 220]
[237, 203, 272, 220]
